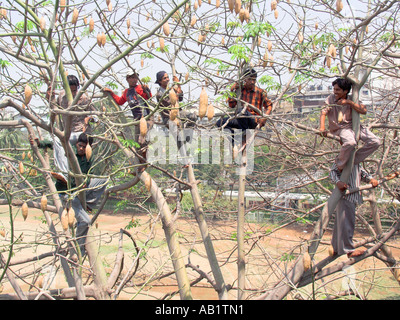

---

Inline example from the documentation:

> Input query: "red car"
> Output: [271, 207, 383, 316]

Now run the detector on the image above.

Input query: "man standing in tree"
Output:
[103, 72, 152, 145]
[329, 162, 378, 257]
[217, 68, 272, 132]
[319, 78, 380, 171]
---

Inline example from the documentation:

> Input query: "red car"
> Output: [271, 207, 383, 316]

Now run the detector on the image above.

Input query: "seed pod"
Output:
[71, 8, 79, 25]
[126, 18, 131, 29]
[144, 173, 152, 191]
[97, 33, 102, 46]
[336, 0, 343, 12]
[199, 87, 208, 119]
[0, 229, 5, 237]
[159, 37, 165, 51]
[267, 40, 272, 52]
[139, 117, 147, 137]
[190, 15, 197, 27]
[234, 0, 241, 14]
[303, 252, 311, 271]
[89, 17, 95, 32]
[40, 16, 46, 31]
[216, 0, 220, 8]
[40, 195, 47, 212]
[298, 32, 304, 43]
[12, 35, 17, 43]
[68, 207, 75, 228]
[61, 208, 69, 231]
[127, 27, 131, 36]
[24, 84, 33, 105]
[345, 46, 349, 55]
[274, 8, 279, 19]
[169, 88, 178, 105]
[101, 32, 106, 46]
[185, 72, 189, 81]
[106, 0, 111, 5]
[315, 22, 318, 30]
[271, 0, 277, 11]
[239, 8, 245, 23]
[338, 110, 343, 123]
[60, 0, 66, 14]
[22, 151, 26, 160]
[108, 2, 112, 11]
[85, 143, 92, 160]
[0, 8, 7, 19]
[19, 161, 24, 174]
[22, 202, 28, 221]
[194, 0, 198, 10]
[207, 104, 214, 121]
[163, 21, 170, 36]
[228, 0, 234, 12]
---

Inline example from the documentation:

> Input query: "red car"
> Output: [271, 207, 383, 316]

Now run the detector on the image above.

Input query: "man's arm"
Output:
[338, 99, 367, 115]
[103, 88, 127, 105]
[361, 169, 378, 187]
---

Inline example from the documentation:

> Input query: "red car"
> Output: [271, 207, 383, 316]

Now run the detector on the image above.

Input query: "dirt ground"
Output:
[0, 204, 399, 300]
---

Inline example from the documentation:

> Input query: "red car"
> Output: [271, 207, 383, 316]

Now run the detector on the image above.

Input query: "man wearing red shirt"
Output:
[217, 68, 272, 131]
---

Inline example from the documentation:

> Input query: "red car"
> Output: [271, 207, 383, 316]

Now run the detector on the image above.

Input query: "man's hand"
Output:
[29, 137, 39, 146]
[319, 127, 328, 137]
[102, 87, 113, 94]
[336, 180, 348, 192]
[370, 178, 379, 188]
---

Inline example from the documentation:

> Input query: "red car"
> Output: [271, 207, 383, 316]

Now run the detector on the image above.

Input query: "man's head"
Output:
[76, 133, 93, 157]
[242, 68, 257, 91]
[155, 71, 169, 89]
[332, 78, 352, 100]
[67, 75, 80, 97]
[126, 72, 139, 87]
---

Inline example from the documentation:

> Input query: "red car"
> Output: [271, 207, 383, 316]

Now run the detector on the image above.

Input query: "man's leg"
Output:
[354, 126, 380, 165]
[71, 196, 91, 256]
[331, 198, 356, 256]
[335, 128, 357, 170]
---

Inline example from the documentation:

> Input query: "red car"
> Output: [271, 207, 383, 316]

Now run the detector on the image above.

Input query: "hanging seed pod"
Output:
[0, 8, 7, 19]
[239, 8, 245, 23]
[234, 0, 241, 14]
[40, 16, 46, 31]
[127, 18, 131, 29]
[85, 143, 92, 160]
[326, 55, 331, 68]
[315, 22, 319, 30]
[271, 0, 277, 11]
[207, 104, 214, 121]
[159, 37, 165, 51]
[12, 35, 17, 43]
[101, 32, 106, 46]
[338, 110, 343, 123]
[108, 2, 112, 11]
[336, 0, 343, 12]
[345, 45, 350, 54]
[24, 84, 33, 105]
[233, 145, 239, 160]
[228, 0, 235, 12]
[61, 208, 69, 231]
[194, 0, 199, 10]
[37, 275, 44, 288]
[221, 36, 225, 46]
[169, 88, 178, 105]
[28, 36, 33, 45]
[71, 8, 79, 25]
[139, 117, 147, 137]
[163, 21, 170, 36]
[127, 27, 131, 36]
[144, 173, 152, 191]
[185, 72, 189, 81]
[298, 32, 304, 43]
[190, 15, 197, 27]
[274, 8, 279, 19]
[40, 195, 47, 212]
[19, 161, 24, 174]
[303, 252, 311, 271]
[22, 202, 28, 221]
[0, 229, 5, 237]
[106, 0, 111, 5]
[216, 0, 220, 8]
[83, 16, 88, 25]
[89, 17, 94, 32]
[68, 208, 75, 228]
[22, 151, 26, 160]
[60, 0, 66, 14]
[267, 40, 272, 52]
[97, 33, 102, 46]
[199, 87, 208, 119]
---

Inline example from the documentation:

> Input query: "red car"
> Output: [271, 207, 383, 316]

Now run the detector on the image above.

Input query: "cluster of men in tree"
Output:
[29, 67, 381, 259]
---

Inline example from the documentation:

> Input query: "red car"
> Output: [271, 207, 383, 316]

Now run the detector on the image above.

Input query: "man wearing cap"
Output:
[103, 72, 152, 120]
[217, 68, 272, 131]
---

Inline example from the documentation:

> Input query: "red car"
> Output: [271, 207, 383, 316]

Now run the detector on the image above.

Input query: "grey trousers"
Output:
[331, 198, 356, 256]
[53, 132, 83, 180]
[334, 126, 380, 170]
[60, 178, 107, 254]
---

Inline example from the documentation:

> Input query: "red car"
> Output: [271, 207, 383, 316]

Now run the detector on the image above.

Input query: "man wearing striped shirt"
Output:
[329, 162, 378, 257]
[217, 68, 272, 131]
